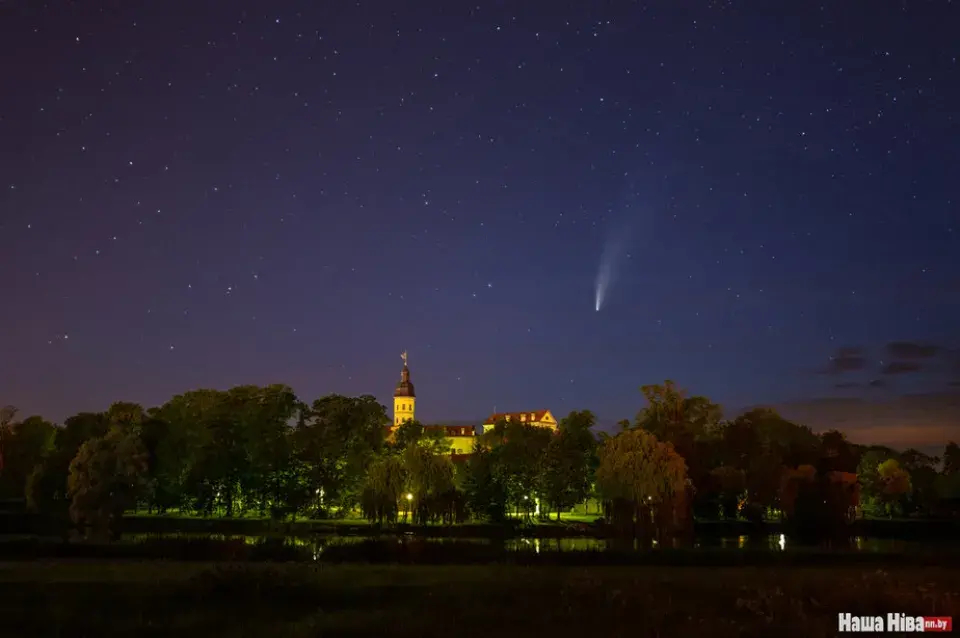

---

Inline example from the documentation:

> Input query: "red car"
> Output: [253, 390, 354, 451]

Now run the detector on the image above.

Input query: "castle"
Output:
[389, 352, 558, 459]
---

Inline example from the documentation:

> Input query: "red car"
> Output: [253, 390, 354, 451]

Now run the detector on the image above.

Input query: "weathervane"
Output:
[401, 350, 408, 367]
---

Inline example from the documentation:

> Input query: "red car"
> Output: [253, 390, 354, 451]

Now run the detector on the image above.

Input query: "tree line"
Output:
[1, 380, 958, 539]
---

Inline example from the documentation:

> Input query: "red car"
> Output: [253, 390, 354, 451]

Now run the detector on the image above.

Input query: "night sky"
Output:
[2, 2, 959, 447]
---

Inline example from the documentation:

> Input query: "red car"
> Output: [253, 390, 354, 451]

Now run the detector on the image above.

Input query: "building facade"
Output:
[389, 353, 556, 458]
[392, 351, 416, 426]
[481, 410, 558, 434]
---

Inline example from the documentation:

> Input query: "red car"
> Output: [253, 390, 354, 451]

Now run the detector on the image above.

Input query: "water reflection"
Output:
[123, 532, 944, 554]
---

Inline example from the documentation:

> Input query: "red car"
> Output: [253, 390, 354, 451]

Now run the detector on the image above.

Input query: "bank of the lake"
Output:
[0, 561, 957, 638]
[89, 513, 960, 539]
[3, 510, 958, 542]
[3, 533, 960, 566]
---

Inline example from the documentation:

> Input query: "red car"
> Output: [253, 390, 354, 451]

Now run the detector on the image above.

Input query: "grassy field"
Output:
[0, 561, 957, 637]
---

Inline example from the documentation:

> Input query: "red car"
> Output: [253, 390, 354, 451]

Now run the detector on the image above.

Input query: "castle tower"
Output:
[393, 350, 416, 426]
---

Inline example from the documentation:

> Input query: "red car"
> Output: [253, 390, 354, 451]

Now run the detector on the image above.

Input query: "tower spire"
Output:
[393, 350, 416, 426]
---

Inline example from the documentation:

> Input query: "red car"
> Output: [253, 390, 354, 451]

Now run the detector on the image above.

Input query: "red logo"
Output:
[923, 616, 953, 632]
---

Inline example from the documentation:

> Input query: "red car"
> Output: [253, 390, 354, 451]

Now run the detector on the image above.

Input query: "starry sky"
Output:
[2, 2, 959, 447]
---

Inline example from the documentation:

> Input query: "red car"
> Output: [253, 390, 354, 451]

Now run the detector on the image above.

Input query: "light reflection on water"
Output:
[123, 533, 942, 554]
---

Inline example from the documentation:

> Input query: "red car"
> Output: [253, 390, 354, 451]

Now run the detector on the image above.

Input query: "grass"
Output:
[0, 561, 957, 637]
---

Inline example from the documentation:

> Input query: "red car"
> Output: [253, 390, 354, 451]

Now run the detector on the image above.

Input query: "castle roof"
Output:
[394, 365, 415, 398]
[484, 410, 551, 424]
[423, 424, 475, 437]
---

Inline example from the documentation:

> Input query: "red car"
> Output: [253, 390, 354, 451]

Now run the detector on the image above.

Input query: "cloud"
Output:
[820, 346, 866, 375]
[881, 361, 923, 375]
[949, 350, 960, 378]
[843, 424, 956, 449]
[885, 342, 943, 359]
[764, 392, 960, 454]
[867, 378, 887, 388]
[834, 382, 860, 389]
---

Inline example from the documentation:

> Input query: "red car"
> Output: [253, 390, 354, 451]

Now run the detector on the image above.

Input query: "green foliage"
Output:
[596, 429, 688, 508]
[462, 444, 509, 522]
[539, 410, 596, 519]
[295, 394, 388, 514]
[485, 420, 553, 519]
[391, 420, 452, 455]
[403, 445, 456, 524]
[0, 415, 55, 499]
[943, 441, 960, 475]
[818, 430, 859, 474]
[68, 427, 151, 539]
[10, 375, 960, 533]
[361, 454, 405, 524]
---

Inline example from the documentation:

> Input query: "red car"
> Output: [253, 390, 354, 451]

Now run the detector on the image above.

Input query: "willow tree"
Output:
[404, 445, 456, 524]
[68, 427, 150, 540]
[361, 454, 406, 525]
[596, 429, 688, 539]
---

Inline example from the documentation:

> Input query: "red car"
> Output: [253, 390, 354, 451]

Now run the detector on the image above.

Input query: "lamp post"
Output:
[405, 492, 413, 524]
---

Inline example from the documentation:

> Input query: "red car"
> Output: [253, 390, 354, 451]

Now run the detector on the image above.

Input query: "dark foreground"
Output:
[0, 562, 957, 638]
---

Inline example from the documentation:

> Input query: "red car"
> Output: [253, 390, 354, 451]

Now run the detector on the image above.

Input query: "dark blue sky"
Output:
[2, 2, 958, 444]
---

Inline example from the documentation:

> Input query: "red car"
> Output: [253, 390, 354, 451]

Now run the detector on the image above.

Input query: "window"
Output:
[520, 414, 526, 421]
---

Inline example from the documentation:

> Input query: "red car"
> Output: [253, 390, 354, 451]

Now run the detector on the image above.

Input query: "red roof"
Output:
[484, 410, 550, 424]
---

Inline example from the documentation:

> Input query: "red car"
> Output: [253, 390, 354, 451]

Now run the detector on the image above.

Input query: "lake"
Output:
[121, 532, 952, 556]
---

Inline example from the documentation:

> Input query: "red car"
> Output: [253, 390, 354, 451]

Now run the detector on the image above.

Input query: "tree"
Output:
[0, 405, 18, 474]
[635, 381, 722, 445]
[596, 429, 688, 539]
[67, 427, 150, 539]
[392, 420, 426, 451]
[857, 446, 900, 515]
[819, 430, 859, 474]
[105, 402, 145, 432]
[718, 408, 821, 516]
[25, 411, 110, 516]
[462, 443, 508, 522]
[294, 394, 388, 515]
[404, 444, 455, 524]
[361, 454, 405, 524]
[486, 420, 553, 519]
[391, 420, 451, 455]
[898, 448, 939, 516]
[633, 381, 721, 517]
[234, 385, 301, 518]
[538, 410, 596, 520]
[0, 415, 55, 500]
[942, 442, 960, 475]
[877, 458, 911, 517]
[709, 465, 746, 519]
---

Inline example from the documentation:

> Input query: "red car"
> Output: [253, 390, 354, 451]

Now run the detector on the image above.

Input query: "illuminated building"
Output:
[389, 354, 557, 459]
[482, 410, 558, 433]
[390, 353, 476, 460]
[392, 350, 416, 426]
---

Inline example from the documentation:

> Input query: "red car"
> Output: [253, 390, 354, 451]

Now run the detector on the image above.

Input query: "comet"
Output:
[594, 257, 612, 312]
[593, 171, 643, 312]
[594, 228, 627, 313]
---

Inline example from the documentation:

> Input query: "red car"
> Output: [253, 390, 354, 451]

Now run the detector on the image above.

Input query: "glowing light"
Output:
[593, 221, 630, 312]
